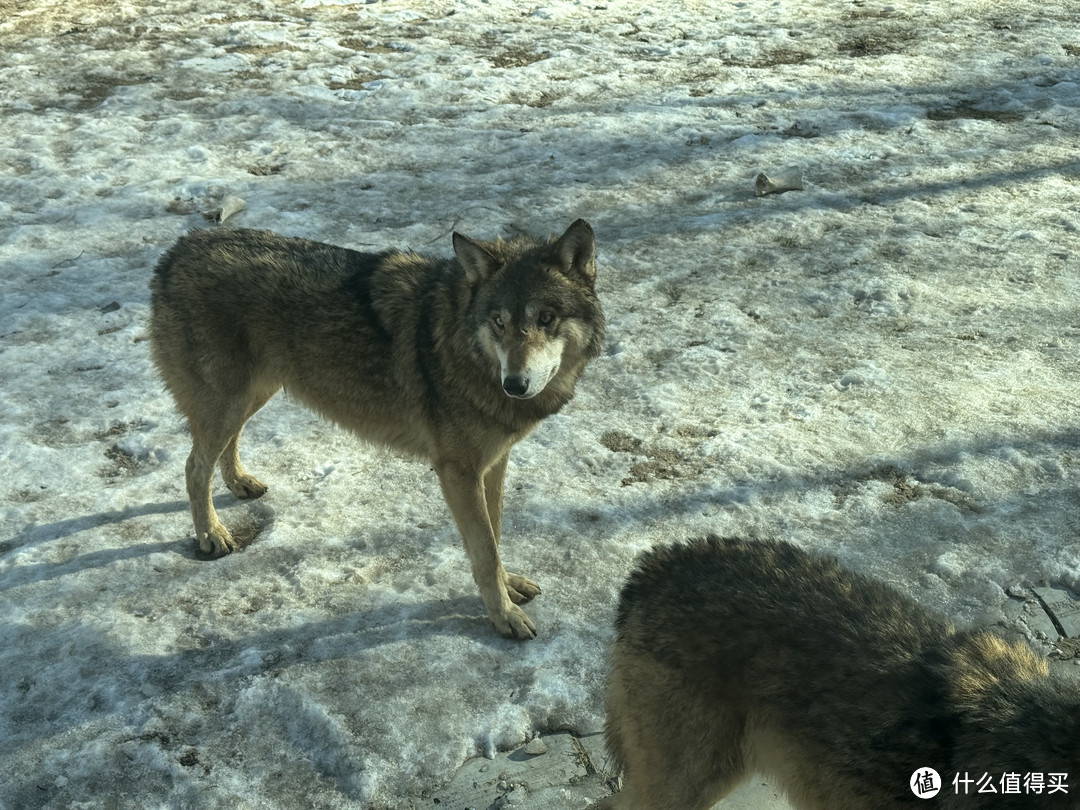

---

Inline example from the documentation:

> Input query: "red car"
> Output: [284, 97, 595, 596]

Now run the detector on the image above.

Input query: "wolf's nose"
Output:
[503, 376, 529, 397]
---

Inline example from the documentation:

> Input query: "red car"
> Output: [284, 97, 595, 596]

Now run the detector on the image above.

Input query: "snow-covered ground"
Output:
[2, 0, 1080, 807]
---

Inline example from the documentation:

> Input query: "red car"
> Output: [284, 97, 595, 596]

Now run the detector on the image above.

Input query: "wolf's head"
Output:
[454, 219, 604, 400]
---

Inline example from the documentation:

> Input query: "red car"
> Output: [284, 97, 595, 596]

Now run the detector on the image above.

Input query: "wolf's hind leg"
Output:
[483, 452, 540, 605]
[219, 388, 277, 499]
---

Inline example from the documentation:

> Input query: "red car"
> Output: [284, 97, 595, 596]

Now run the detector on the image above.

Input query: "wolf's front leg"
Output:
[435, 460, 537, 640]
[482, 452, 541, 605]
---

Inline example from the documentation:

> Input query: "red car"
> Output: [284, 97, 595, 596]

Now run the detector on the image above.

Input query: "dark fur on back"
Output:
[595, 536, 1080, 809]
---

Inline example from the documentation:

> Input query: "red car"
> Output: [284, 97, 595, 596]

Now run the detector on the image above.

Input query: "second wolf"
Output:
[149, 220, 603, 639]
[592, 536, 1080, 809]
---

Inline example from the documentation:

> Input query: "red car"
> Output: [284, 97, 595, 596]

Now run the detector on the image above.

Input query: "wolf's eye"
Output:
[493, 315, 505, 330]
[538, 311, 556, 327]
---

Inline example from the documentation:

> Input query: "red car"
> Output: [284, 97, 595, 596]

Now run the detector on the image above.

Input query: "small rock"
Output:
[203, 193, 247, 224]
[217, 194, 247, 224]
[755, 166, 804, 197]
[524, 737, 548, 756]
[784, 120, 819, 138]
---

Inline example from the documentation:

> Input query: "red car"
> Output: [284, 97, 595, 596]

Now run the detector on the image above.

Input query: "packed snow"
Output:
[2, 0, 1080, 807]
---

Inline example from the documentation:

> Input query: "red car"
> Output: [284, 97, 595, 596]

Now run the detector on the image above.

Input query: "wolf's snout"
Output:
[502, 376, 530, 398]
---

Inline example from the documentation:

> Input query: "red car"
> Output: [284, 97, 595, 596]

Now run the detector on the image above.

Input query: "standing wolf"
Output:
[591, 536, 1080, 809]
[149, 220, 603, 639]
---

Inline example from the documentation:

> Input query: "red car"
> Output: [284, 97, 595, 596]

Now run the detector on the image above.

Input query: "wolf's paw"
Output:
[505, 572, 541, 604]
[492, 603, 537, 640]
[198, 523, 237, 557]
[226, 474, 268, 500]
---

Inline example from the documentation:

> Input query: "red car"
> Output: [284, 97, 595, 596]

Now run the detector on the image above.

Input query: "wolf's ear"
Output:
[555, 219, 596, 286]
[453, 232, 498, 286]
